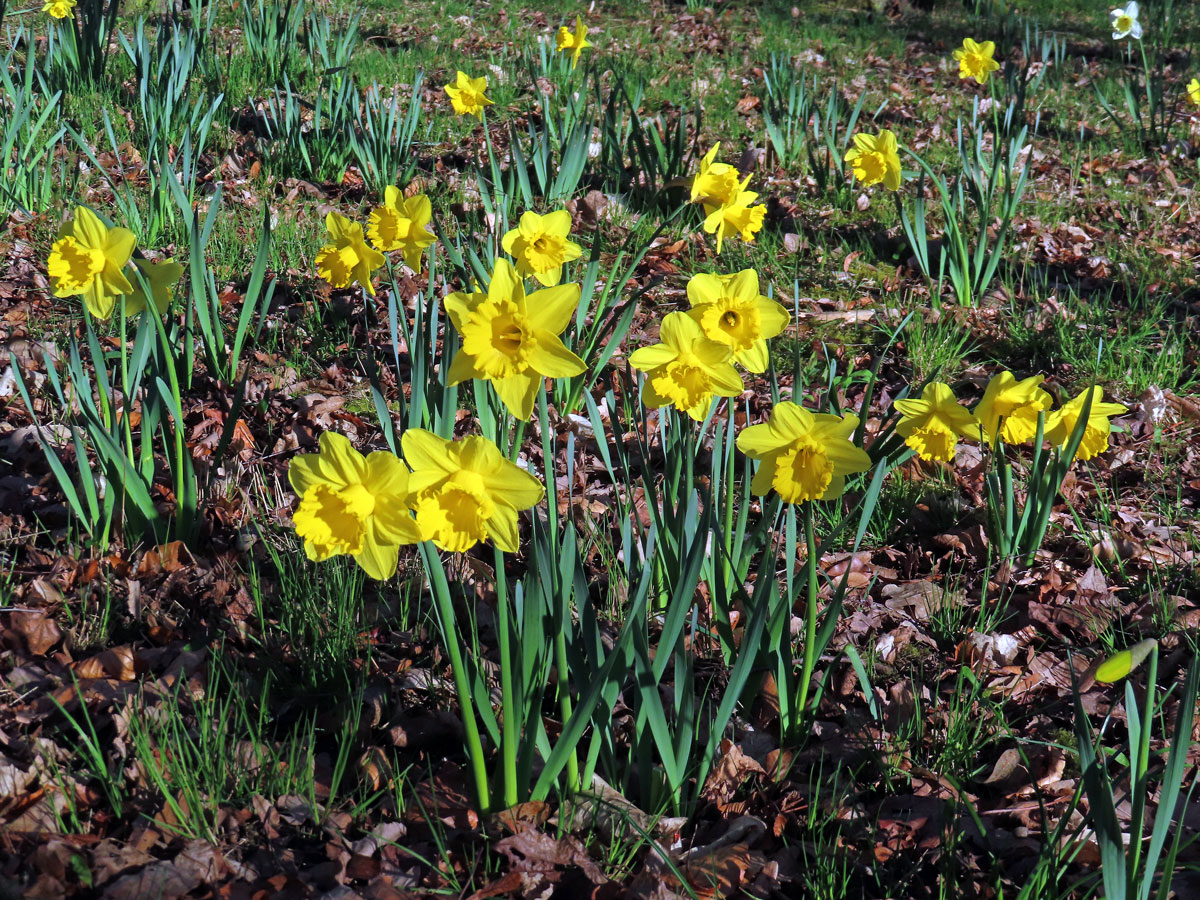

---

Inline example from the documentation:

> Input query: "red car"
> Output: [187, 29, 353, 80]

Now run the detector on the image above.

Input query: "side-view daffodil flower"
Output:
[556, 15, 592, 69]
[973, 371, 1053, 445]
[1111, 2, 1142, 40]
[403, 429, 543, 553]
[686, 270, 790, 373]
[628, 312, 743, 421]
[127, 257, 185, 316]
[367, 188, 437, 271]
[690, 143, 744, 214]
[43, 0, 75, 17]
[1187, 77, 1200, 107]
[703, 179, 766, 253]
[736, 402, 872, 504]
[1045, 387, 1127, 460]
[445, 258, 586, 419]
[953, 38, 1001, 85]
[47, 206, 137, 318]
[315, 212, 386, 295]
[893, 382, 980, 462]
[444, 70, 494, 119]
[288, 432, 421, 580]
[501, 210, 583, 287]
[845, 129, 903, 191]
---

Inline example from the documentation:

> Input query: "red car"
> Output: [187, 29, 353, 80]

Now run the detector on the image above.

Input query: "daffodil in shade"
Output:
[443, 71, 493, 119]
[445, 258, 585, 419]
[403, 429, 543, 553]
[501, 210, 582, 287]
[686, 270, 789, 373]
[43, 0, 75, 17]
[1188, 78, 1200, 107]
[893, 383, 980, 462]
[973, 371, 1053, 445]
[1045, 387, 1127, 460]
[953, 38, 1001, 85]
[628, 312, 743, 421]
[844, 129, 903, 191]
[736, 403, 872, 504]
[315, 212, 385, 295]
[288, 432, 421, 580]
[47, 206, 136, 318]
[367, 188, 437, 271]
[703, 181, 766, 253]
[126, 258, 184, 316]
[556, 15, 591, 69]
[690, 143, 743, 213]
[1110, 2, 1142, 40]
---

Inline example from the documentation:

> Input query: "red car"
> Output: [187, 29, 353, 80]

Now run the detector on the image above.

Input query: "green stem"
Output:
[538, 386, 579, 792]
[421, 542, 492, 813]
[493, 545, 519, 808]
[119, 299, 134, 467]
[797, 500, 819, 717]
[147, 300, 192, 540]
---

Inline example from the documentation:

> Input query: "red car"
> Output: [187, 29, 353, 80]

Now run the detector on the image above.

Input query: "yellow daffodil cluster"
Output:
[556, 16, 591, 69]
[290, 430, 543, 577]
[47, 206, 182, 318]
[689, 144, 767, 252]
[892, 373, 1127, 464]
[315, 189, 437, 293]
[630, 269, 790, 421]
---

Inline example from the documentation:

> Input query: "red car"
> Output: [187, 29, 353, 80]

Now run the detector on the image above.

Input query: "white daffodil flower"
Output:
[1111, 1, 1143, 40]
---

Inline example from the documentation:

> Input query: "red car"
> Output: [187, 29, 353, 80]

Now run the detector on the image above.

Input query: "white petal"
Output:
[1126, 1, 1138, 17]
[1130, 20, 1143, 38]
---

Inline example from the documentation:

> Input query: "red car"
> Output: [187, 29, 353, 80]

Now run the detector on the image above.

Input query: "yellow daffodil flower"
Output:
[1110, 2, 1142, 40]
[737, 402, 872, 504]
[47, 206, 137, 319]
[686, 270, 790, 373]
[127, 257, 184, 316]
[43, 0, 75, 17]
[690, 143, 743, 214]
[1188, 77, 1200, 107]
[288, 432, 421, 580]
[973, 371, 1053, 445]
[844, 129, 903, 191]
[443, 70, 494, 119]
[367, 188, 437, 271]
[315, 211, 386, 295]
[1045, 387, 1127, 460]
[953, 38, 1001, 85]
[893, 382, 980, 462]
[501, 210, 583, 287]
[403, 429, 543, 553]
[445, 258, 586, 419]
[703, 180, 766, 253]
[556, 15, 591, 69]
[628, 312, 744, 421]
